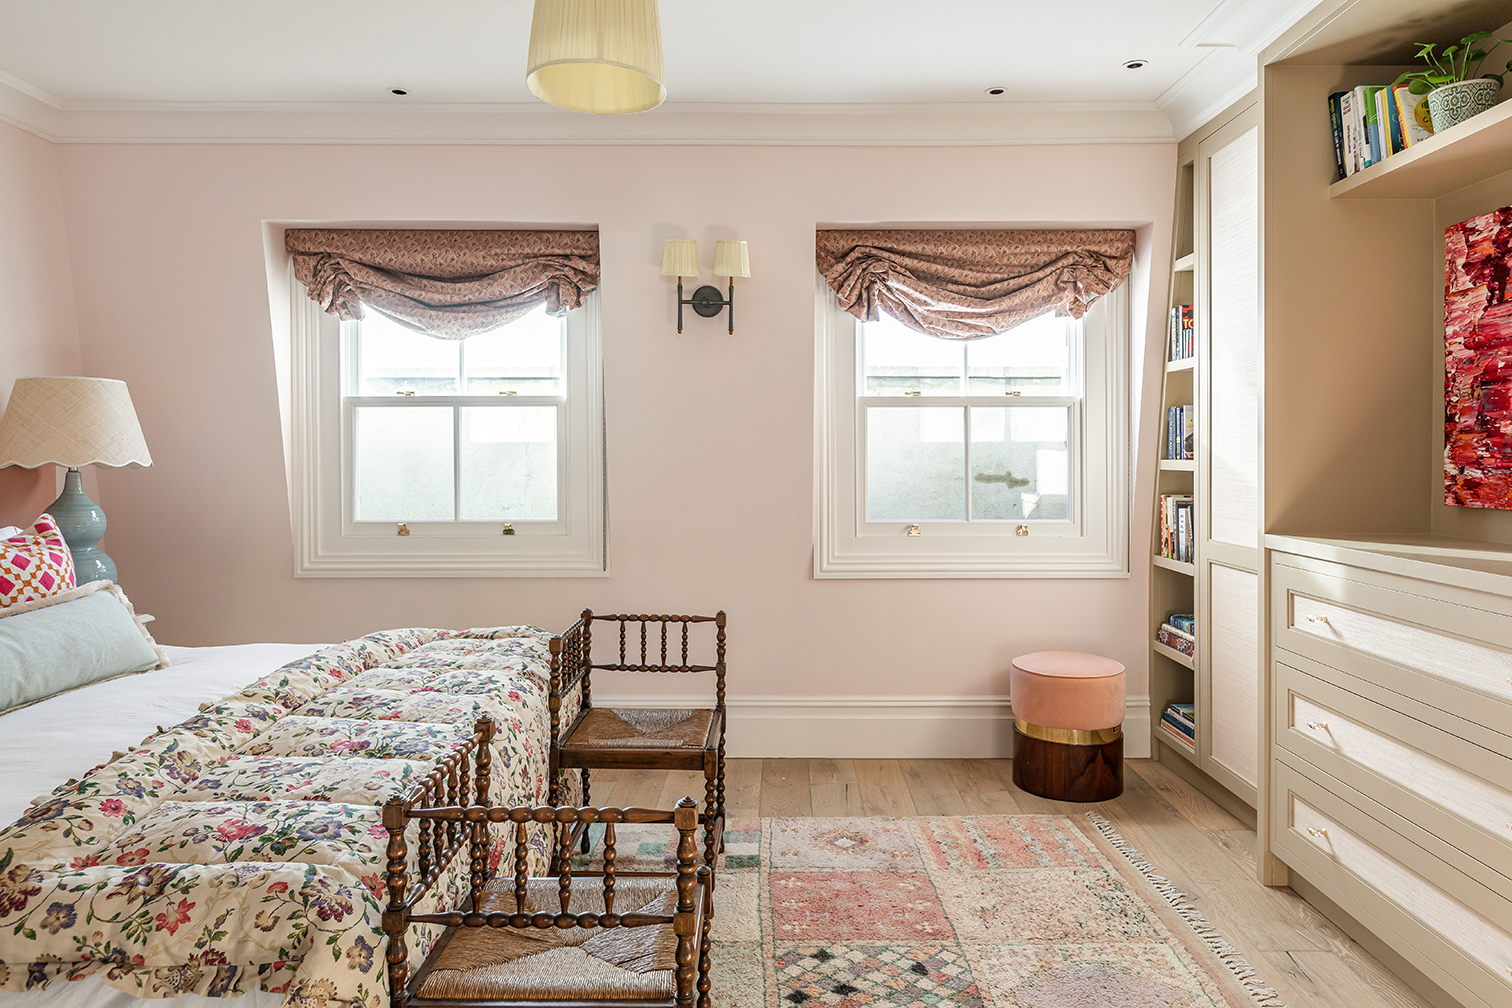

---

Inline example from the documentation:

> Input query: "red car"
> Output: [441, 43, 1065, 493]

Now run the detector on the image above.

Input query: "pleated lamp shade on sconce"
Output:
[526, 0, 666, 115]
[713, 240, 750, 278]
[661, 239, 700, 278]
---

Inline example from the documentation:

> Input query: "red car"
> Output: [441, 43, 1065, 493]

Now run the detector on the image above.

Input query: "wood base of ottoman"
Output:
[1011, 725, 1124, 802]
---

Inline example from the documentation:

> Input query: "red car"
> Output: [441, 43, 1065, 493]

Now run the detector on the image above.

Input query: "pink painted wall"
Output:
[0, 120, 82, 528]
[53, 141, 1174, 705]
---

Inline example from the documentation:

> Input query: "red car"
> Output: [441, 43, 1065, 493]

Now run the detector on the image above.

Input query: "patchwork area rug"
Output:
[577, 813, 1281, 1008]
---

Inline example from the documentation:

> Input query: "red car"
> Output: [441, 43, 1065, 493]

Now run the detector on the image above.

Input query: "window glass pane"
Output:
[866, 407, 965, 520]
[967, 312, 1073, 394]
[357, 311, 460, 395]
[464, 307, 565, 395]
[970, 406, 1069, 520]
[354, 406, 454, 520]
[862, 314, 964, 396]
[459, 407, 558, 521]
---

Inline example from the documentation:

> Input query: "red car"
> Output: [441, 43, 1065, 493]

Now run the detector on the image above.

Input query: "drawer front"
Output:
[1273, 758, 1512, 1008]
[1275, 659, 1512, 897]
[1271, 557, 1512, 736]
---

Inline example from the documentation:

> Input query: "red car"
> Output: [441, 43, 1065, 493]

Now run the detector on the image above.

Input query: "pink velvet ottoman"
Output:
[1009, 651, 1125, 802]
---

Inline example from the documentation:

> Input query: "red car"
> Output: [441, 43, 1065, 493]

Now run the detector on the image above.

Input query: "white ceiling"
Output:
[0, 0, 1313, 141]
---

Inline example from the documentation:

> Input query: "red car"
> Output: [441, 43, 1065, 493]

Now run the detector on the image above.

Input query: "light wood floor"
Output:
[585, 758, 1431, 1008]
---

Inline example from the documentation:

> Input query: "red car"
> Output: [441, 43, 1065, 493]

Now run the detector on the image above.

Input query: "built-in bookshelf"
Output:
[1149, 155, 1197, 780]
[1254, 3, 1512, 994]
[1149, 92, 1263, 821]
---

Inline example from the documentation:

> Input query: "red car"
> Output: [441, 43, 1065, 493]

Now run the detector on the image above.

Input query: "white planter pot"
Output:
[1426, 78, 1502, 133]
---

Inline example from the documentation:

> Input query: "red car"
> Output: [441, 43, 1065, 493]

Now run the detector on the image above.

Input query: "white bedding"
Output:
[0, 643, 323, 1008]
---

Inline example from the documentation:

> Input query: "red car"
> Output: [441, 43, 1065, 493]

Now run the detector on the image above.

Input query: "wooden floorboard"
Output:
[580, 758, 1426, 1008]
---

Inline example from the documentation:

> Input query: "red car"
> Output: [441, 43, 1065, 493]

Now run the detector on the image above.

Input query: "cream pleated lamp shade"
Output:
[0, 377, 153, 469]
[527, 0, 666, 115]
[661, 239, 700, 277]
[713, 240, 750, 278]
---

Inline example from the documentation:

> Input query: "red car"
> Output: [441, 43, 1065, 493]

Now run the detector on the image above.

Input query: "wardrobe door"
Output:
[1197, 107, 1261, 801]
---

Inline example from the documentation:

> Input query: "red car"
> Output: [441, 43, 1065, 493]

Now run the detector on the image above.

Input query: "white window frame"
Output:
[814, 271, 1129, 578]
[289, 280, 606, 577]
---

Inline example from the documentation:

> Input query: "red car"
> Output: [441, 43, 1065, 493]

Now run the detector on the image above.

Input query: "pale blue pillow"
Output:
[0, 585, 163, 713]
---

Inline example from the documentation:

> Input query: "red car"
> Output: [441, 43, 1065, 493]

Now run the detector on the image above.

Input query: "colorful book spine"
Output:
[1159, 703, 1196, 748]
[1328, 91, 1348, 180]
[1393, 83, 1432, 146]
[1157, 497, 1194, 562]
[1358, 85, 1382, 166]
[1339, 90, 1358, 175]
[1156, 622, 1196, 657]
[1168, 613, 1195, 634]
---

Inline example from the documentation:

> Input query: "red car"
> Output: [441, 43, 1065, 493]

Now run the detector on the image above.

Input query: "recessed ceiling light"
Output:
[1122, 59, 1148, 70]
[389, 87, 409, 96]
[984, 86, 1008, 96]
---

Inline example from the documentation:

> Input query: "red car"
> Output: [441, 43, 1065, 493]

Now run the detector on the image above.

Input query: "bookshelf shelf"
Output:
[1330, 97, 1512, 200]
[1159, 459, 1195, 471]
[1154, 640, 1195, 670]
[1165, 357, 1196, 373]
[1152, 555, 1195, 575]
[1158, 734, 1198, 762]
[1173, 253, 1196, 272]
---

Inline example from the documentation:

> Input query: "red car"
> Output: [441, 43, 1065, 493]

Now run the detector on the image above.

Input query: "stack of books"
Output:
[1165, 405, 1194, 460]
[1168, 304, 1194, 361]
[1160, 703, 1196, 751]
[1158, 496, 1195, 563]
[1156, 619, 1195, 658]
[1329, 84, 1433, 180]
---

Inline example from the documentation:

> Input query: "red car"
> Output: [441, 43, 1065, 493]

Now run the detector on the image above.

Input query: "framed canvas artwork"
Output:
[1445, 204, 1512, 509]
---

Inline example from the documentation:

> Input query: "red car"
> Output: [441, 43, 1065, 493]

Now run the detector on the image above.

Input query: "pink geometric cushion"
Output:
[1010, 651, 1126, 731]
[0, 513, 77, 608]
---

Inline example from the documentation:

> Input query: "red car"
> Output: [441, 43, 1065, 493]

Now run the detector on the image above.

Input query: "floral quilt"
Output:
[0, 626, 581, 1008]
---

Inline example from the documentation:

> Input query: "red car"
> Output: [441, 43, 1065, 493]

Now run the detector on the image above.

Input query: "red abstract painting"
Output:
[1445, 205, 1512, 508]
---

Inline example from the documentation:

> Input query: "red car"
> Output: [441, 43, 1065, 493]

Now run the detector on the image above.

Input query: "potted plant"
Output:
[1395, 31, 1512, 133]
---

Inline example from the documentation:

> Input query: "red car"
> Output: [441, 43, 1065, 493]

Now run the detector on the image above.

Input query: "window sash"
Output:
[856, 397, 1081, 527]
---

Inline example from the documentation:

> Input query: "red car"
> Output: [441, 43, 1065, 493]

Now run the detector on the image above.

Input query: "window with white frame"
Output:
[290, 287, 605, 577]
[815, 276, 1128, 577]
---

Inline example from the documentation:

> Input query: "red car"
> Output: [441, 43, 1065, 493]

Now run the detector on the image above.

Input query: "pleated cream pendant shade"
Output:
[527, 0, 666, 115]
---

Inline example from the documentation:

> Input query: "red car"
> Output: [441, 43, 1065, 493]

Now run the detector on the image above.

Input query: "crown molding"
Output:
[0, 85, 1175, 145]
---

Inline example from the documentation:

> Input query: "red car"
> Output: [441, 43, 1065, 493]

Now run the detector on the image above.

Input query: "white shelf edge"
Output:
[1173, 253, 1196, 272]
[1153, 640, 1196, 669]
[1152, 555, 1196, 575]
[1166, 357, 1196, 372]
[1156, 732, 1199, 762]
[1158, 459, 1196, 471]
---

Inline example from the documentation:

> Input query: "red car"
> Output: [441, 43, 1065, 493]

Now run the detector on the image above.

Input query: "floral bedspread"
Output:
[0, 626, 581, 1008]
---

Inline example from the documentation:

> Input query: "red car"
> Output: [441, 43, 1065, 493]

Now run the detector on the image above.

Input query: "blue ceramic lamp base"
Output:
[48, 467, 117, 585]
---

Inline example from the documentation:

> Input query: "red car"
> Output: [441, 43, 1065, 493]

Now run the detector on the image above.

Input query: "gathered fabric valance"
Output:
[286, 228, 600, 339]
[816, 228, 1135, 341]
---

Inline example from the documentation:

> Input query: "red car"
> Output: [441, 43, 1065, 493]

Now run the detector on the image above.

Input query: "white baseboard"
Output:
[589, 695, 1152, 760]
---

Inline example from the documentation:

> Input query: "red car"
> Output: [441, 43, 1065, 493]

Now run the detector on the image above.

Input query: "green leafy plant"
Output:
[1394, 31, 1512, 94]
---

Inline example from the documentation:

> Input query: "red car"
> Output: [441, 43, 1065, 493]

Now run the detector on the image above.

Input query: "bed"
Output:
[0, 623, 585, 1008]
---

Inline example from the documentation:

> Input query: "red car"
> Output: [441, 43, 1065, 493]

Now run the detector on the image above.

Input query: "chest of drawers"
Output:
[1267, 541, 1512, 1008]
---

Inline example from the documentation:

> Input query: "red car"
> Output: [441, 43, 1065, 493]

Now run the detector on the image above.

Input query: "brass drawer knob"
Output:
[1307, 827, 1328, 838]
[1306, 615, 1330, 625]
[907, 524, 922, 537]
[1306, 721, 1329, 731]
[397, 523, 410, 536]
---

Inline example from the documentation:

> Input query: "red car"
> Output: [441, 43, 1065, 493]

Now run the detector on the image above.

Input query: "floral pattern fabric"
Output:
[285, 229, 601, 340]
[0, 625, 581, 1008]
[815, 228, 1136, 340]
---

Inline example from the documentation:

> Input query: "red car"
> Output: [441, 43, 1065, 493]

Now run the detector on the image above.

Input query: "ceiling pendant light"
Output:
[526, 0, 666, 115]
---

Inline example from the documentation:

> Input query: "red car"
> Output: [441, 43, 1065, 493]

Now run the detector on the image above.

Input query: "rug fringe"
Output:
[1085, 811, 1288, 1008]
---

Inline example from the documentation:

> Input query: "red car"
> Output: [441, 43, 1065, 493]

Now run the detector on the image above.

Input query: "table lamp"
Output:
[0, 377, 153, 584]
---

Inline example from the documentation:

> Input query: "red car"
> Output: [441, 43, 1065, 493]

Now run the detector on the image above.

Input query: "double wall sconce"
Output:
[661, 239, 750, 333]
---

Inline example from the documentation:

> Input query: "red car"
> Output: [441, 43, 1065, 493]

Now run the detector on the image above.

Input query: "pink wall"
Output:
[53, 141, 1174, 707]
[0, 120, 82, 528]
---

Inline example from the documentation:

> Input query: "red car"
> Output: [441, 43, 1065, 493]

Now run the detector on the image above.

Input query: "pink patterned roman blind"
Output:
[815, 229, 1135, 340]
[285, 228, 600, 339]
